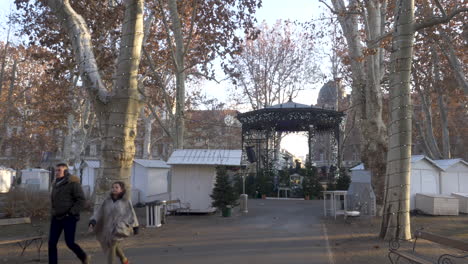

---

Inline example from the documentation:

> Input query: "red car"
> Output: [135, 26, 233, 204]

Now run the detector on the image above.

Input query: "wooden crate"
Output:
[415, 193, 459, 215]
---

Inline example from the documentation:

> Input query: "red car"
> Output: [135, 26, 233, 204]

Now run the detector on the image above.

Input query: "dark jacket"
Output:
[51, 175, 85, 219]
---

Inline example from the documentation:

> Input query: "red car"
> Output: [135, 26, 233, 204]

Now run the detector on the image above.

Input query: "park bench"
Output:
[166, 199, 191, 215]
[388, 229, 468, 264]
[0, 217, 45, 261]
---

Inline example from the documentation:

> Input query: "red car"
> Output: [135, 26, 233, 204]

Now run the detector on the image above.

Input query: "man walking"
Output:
[49, 163, 90, 264]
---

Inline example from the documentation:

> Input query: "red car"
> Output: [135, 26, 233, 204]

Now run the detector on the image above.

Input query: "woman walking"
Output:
[88, 181, 139, 264]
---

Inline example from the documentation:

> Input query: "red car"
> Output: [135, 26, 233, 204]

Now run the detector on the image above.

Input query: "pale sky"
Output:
[0, 0, 333, 158]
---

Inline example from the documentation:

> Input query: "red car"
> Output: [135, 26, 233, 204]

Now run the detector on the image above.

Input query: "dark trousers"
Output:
[48, 215, 87, 264]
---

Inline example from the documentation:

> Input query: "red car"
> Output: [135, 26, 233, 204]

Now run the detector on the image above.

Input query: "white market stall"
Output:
[0, 167, 15, 193]
[131, 159, 171, 204]
[410, 155, 443, 210]
[350, 156, 443, 210]
[21, 168, 50, 191]
[80, 160, 100, 193]
[167, 149, 242, 213]
[434, 159, 468, 195]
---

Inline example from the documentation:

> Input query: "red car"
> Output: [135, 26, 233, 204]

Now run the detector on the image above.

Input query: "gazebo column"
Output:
[335, 119, 344, 169]
[308, 125, 316, 166]
[331, 123, 340, 175]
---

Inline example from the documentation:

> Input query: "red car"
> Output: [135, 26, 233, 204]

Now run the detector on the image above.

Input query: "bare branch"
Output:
[142, 47, 175, 120]
[432, 0, 447, 17]
[146, 102, 174, 141]
[319, 0, 337, 14]
[183, 0, 199, 57]
[319, 0, 362, 15]
[190, 72, 223, 83]
[156, 0, 178, 68]
[370, 7, 468, 45]
[47, 0, 109, 103]
[414, 7, 468, 31]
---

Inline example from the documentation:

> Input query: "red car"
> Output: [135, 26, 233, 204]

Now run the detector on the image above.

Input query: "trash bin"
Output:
[240, 194, 248, 213]
[146, 200, 164, 227]
[222, 206, 232, 217]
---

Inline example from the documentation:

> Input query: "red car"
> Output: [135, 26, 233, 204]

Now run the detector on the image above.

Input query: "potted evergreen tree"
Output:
[211, 166, 238, 217]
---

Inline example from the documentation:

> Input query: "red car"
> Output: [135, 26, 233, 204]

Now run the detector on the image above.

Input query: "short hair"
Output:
[56, 163, 68, 168]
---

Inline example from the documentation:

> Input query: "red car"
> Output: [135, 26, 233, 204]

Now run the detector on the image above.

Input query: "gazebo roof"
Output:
[237, 99, 344, 132]
[266, 101, 315, 109]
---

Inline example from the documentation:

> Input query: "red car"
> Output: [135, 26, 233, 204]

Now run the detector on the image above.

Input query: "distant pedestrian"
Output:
[49, 163, 90, 264]
[88, 181, 139, 264]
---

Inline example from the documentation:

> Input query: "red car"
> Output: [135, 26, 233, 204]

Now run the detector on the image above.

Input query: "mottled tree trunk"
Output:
[143, 113, 153, 159]
[432, 49, 450, 159]
[61, 114, 74, 163]
[47, 0, 145, 207]
[330, 0, 388, 211]
[414, 77, 442, 159]
[380, 0, 414, 241]
[438, 31, 468, 95]
[0, 60, 16, 150]
[168, 0, 186, 149]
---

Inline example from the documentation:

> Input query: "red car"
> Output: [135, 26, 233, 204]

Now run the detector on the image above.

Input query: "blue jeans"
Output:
[48, 215, 87, 264]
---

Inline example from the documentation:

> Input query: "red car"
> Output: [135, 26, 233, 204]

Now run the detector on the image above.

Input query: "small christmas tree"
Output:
[302, 165, 323, 199]
[211, 166, 237, 210]
[335, 168, 351, 190]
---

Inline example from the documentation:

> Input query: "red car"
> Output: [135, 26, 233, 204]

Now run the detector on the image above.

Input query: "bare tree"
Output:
[226, 21, 320, 109]
[380, 0, 467, 240]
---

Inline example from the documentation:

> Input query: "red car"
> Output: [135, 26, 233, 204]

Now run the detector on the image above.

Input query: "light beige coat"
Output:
[90, 194, 139, 250]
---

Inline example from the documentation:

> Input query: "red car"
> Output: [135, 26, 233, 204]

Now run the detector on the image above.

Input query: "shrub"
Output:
[3, 188, 50, 218]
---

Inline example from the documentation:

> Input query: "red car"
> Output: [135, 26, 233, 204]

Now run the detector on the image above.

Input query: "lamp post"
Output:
[240, 164, 248, 213]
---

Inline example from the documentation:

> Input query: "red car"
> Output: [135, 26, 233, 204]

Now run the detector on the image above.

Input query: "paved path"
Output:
[89, 199, 331, 264]
[8, 199, 331, 263]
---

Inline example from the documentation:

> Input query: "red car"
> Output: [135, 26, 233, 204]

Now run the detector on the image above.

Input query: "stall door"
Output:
[460, 172, 468, 193]
[441, 172, 459, 194]
[188, 166, 215, 212]
[420, 170, 438, 194]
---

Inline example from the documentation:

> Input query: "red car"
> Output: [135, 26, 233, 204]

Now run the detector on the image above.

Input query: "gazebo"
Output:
[237, 99, 345, 170]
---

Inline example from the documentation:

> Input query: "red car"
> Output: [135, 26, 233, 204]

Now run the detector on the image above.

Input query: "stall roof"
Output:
[21, 168, 50, 172]
[411, 155, 443, 169]
[134, 159, 170, 168]
[433, 158, 468, 170]
[350, 155, 445, 171]
[167, 149, 242, 166]
[350, 163, 365, 171]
